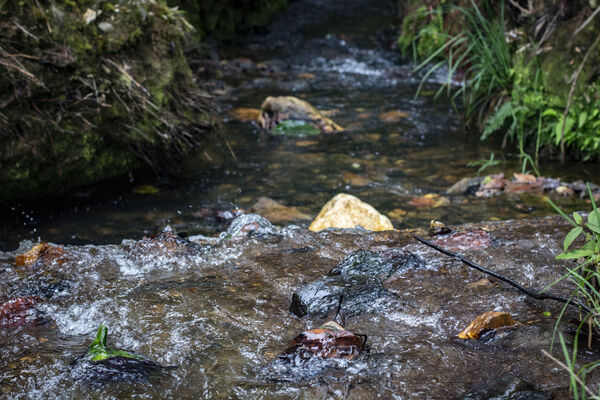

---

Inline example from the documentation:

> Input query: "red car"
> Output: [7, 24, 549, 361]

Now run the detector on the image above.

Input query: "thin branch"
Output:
[559, 31, 600, 163]
[541, 349, 597, 398]
[413, 235, 595, 315]
[574, 6, 600, 37]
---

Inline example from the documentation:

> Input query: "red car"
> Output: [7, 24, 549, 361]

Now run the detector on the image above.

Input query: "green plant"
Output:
[466, 152, 501, 175]
[547, 186, 600, 398]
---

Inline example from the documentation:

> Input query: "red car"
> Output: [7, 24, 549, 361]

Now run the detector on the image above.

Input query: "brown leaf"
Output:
[281, 321, 365, 360]
[458, 311, 517, 340]
[15, 243, 65, 267]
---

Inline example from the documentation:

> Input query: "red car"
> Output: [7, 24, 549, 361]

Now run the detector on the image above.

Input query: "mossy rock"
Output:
[0, 0, 212, 201]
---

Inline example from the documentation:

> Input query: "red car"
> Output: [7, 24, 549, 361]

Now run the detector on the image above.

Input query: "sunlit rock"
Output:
[458, 311, 518, 340]
[308, 193, 394, 232]
[258, 96, 343, 134]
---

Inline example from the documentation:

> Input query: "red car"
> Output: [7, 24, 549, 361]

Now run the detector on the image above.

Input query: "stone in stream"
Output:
[250, 197, 312, 225]
[258, 96, 343, 134]
[290, 248, 424, 318]
[308, 193, 394, 232]
[71, 324, 164, 385]
[0, 296, 45, 328]
[460, 375, 551, 400]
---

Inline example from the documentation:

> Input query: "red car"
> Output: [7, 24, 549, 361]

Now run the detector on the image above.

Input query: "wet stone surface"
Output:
[0, 215, 599, 398]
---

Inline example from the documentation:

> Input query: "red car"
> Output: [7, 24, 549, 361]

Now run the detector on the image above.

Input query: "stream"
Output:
[1, 0, 600, 398]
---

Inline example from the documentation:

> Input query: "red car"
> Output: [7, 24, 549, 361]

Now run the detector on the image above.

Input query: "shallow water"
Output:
[1, 216, 598, 398]
[1, 0, 599, 251]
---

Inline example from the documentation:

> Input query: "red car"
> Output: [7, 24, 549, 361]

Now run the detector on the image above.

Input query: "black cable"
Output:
[413, 235, 594, 316]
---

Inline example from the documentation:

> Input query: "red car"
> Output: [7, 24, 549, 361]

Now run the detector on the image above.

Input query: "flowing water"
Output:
[1, 0, 600, 398]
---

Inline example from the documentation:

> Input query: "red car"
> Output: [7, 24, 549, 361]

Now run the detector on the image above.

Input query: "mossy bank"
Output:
[0, 0, 288, 201]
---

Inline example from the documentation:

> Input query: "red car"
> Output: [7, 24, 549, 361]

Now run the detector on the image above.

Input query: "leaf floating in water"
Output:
[132, 185, 159, 195]
[15, 243, 65, 267]
[279, 321, 367, 361]
[458, 311, 518, 340]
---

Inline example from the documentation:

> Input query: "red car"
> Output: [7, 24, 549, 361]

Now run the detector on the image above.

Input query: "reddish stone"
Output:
[0, 296, 43, 328]
[433, 230, 494, 251]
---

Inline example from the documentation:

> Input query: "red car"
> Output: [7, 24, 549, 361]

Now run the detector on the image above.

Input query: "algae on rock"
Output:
[0, 0, 211, 200]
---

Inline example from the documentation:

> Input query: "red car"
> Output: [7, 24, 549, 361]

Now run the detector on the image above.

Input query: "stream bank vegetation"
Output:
[399, 0, 600, 173]
[0, 0, 288, 201]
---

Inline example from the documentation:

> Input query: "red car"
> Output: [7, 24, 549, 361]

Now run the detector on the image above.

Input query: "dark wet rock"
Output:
[460, 375, 551, 400]
[290, 248, 421, 318]
[328, 249, 424, 280]
[220, 214, 279, 242]
[71, 324, 165, 385]
[289, 276, 397, 318]
[71, 357, 163, 386]
[0, 296, 44, 328]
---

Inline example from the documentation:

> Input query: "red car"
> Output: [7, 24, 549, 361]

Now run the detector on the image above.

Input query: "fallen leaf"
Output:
[379, 110, 410, 123]
[15, 244, 64, 267]
[458, 311, 518, 340]
[357, 112, 371, 119]
[230, 107, 261, 122]
[294, 140, 318, 147]
[409, 193, 439, 208]
[388, 208, 407, 219]
[466, 278, 493, 289]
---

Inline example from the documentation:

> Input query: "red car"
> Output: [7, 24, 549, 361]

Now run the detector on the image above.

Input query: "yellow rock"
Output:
[308, 193, 394, 232]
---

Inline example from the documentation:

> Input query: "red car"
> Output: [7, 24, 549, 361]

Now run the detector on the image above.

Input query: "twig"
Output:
[541, 349, 597, 398]
[413, 235, 595, 315]
[574, 6, 600, 37]
[508, 0, 533, 17]
[559, 31, 600, 163]
[103, 58, 150, 97]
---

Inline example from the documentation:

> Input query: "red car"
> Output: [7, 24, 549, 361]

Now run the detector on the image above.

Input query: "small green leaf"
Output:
[556, 248, 595, 260]
[579, 111, 588, 128]
[564, 226, 583, 251]
[543, 311, 551, 317]
[588, 209, 600, 234]
[272, 120, 320, 136]
[573, 212, 583, 225]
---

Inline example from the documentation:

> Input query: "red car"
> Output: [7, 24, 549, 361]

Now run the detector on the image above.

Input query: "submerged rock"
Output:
[308, 193, 394, 232]
[279, 321, 367, 361]
[0, 296, 44, 328]
[460, 375, 551, 400]
[258, 96, 343, 134]
[72, 324, 162, 385]
[250, 197, 312, 225]
[290, 248, 423, 318]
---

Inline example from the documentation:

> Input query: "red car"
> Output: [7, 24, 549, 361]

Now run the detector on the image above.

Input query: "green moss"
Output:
[0, 0, 212, 201]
